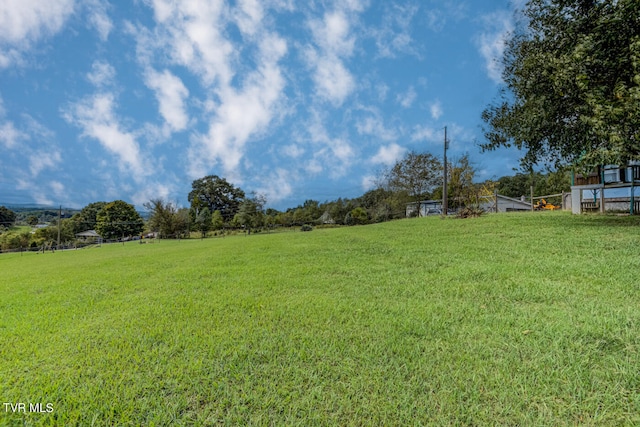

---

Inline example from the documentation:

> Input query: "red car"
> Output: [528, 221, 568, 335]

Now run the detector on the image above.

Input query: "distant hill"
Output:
[0, 205, 80, 224]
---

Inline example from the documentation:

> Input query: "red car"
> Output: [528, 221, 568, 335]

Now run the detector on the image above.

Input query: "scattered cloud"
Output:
[0, 0, 75, 67]
[85, 0, 113, 41]
[370, 143, 406, 166]
[16, 178, 54, 205]
[256, 168, 293, 204]
[476, 10, 514, 83]
[356, 115, 396, 142]
[144, 0, 235, 87]
[412, 125, 441, 144]
[49, 180, 65, 197]
[188, 33, 288, 178]
[371, 3, 419, 58]
[304, 110, 355, 178]
[64, 92, 148, 181]
[0, 121, 26, 148]
[144, 68, 190, 133]
[233, 0, 264, 37]
[132, 182, 173, 207]
[305, 6, 361, 105]
[412, 122, 472, 149]
[29, 149, 62, 176]
[282, 144, 304, 158]
[87, 60, 116, 87]
[397, 86, 416, 108]
[361, 174, 377, 191]
[430, 100, 443, 120]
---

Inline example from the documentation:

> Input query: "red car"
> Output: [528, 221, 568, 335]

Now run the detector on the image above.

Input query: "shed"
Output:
[75, 230, 102, 243]
[478, 194, 532, 213]
[406, 200, 442, 217]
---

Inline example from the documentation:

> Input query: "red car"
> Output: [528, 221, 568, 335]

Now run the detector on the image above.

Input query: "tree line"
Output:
[0, 150, 571, 251]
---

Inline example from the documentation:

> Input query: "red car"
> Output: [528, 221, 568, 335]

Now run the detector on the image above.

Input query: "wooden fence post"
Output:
[530, 186, 534, 211]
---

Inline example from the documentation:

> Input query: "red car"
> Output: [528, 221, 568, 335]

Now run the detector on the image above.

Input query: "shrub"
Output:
[456, 206, 484, 219]
[300, 224, 313, 232]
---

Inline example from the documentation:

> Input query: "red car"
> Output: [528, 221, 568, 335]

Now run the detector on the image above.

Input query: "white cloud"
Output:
[304, 111, 355, 178]
[305, 159, 323, 175]
[413, 123, 472, 148]
[132, 182, 173, 207]
[305, 6, 363, 105]
[370, 143, 406, 166]
[145, 68, 189, 133]
[397, 86, 416, 108]
[476, 10, 514, 84]
[430, 100, 443, 120]
[411, 125, 440, 143]
[356, 115, 396, 142]
[256, 168, 293, 204]
[50, 181, 65, 197]
[134, 1, 290, 182]
[234, 0, 263, 37]
[424, 3, 468, 32]
[16, 178, 53, 206]
[371, 3, 419, 58]
[282, 144, 304, 158]
[0, 0, 75, 67]
[375, 82, 389, 102]
[361, 174, 377, 191]
[30, 149, 62, 176]
[85, 0, 113, 41]
[0, 122, 26, 148]
[145, 0, 235, 87]
[64, 93, 148, 181]
[188, 34, 288, 178]
[87, 60, 116, 87]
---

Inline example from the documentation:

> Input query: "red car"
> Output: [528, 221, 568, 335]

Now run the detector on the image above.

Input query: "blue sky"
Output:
[0, 0, 525, 210]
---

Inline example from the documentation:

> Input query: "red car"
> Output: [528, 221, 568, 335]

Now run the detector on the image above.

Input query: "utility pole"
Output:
[57, 205, 61, 250]
[443, 126, 448, 216]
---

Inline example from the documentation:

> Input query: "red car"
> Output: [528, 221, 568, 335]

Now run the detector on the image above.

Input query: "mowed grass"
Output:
[1, 213, 639, 426]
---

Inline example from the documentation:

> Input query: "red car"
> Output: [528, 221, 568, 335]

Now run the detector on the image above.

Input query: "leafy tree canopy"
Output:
[95, 200, 144, 240]
[70, 201, 107, 234]
[0, 206, 17, 229]
[385, 151, 442, 202]
[195, 207, 212, 238]
[188, 175, 245, 222]
[482, 0, 640, 170]
[144, 199, 189, 238]
[497, 170, 571, 198]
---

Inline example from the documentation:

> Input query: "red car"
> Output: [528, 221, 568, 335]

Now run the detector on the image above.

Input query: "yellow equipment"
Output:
[533, 199, 560, 210]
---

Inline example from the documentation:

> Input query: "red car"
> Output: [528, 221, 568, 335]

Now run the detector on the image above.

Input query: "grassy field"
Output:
[1, 212, 639, 425]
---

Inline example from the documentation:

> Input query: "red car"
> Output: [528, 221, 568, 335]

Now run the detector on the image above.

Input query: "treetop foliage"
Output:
[95, 200, 144, 240]
[188, 175, 245, 221]
[0, 206, 17, 228]
[386, 151, 443, 202]
[482, 0, 640, 170]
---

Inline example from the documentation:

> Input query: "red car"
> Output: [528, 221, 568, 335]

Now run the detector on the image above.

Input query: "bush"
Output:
[300, 224, 313, 232]
[456, 206, 484, 219]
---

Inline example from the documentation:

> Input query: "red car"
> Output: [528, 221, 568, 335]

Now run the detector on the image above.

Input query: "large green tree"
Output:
[447, 154, 477, 210]
[144, 199, 189, 238]
[482, 0, 640, 169]
[385, 151, 442, 204]
[95, 200, 144, 240]
[0, 206, 16, 229]
[70, 201, 107, 234]
[234, 194, 266, 231]
[188, 175, 245, 222]
[195, 207, 212, 238]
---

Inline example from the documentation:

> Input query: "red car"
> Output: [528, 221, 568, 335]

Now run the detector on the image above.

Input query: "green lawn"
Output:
[1, 212, 639, 425]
